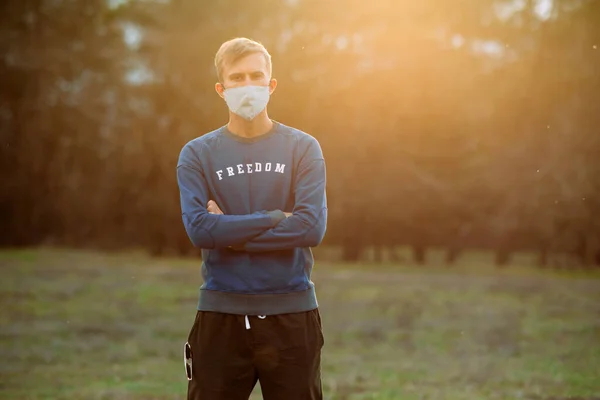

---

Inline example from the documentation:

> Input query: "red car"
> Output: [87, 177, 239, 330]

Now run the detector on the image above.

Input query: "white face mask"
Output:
[223, 85, 271, 121]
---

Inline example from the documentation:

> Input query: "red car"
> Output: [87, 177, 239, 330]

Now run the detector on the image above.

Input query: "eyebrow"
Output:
[228, 71, 265, 79]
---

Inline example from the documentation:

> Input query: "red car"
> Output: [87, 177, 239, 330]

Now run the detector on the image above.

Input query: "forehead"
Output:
[222, 52, 269, 78]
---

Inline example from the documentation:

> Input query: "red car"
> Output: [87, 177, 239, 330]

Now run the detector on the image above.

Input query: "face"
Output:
[215, 52, 277, 97]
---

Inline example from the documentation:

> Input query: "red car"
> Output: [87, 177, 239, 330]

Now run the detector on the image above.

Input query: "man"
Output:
[176, 37, 328, 400]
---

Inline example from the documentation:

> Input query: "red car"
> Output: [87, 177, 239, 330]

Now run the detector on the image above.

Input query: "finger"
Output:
[207, 200, 218, 213]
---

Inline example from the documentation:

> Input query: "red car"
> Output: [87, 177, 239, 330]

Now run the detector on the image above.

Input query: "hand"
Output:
[208, 200, 234, 248]
[284, 212, 293, 217]
[207, 200, 223, 215]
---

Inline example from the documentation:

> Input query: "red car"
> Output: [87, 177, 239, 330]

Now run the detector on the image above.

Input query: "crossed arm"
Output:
[228, 156, 327, 252]
[207, 200, 291, 218]
[177, 141, 327, 252]
[206, 200, 292, 250]
[177, 162, 287, 249]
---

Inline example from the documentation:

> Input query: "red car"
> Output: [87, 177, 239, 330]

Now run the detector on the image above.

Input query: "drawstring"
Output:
[244, 315, 267, 330]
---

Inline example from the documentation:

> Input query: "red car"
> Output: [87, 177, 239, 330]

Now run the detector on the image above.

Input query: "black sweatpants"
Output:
[185, 309, 324, 400]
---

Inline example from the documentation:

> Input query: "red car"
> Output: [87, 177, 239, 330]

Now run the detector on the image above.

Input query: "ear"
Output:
[215, 82, 225, 99]
[268, 78, 277, 95]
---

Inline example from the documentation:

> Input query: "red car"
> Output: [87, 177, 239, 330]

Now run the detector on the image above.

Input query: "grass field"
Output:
[1, 248, 599, 400]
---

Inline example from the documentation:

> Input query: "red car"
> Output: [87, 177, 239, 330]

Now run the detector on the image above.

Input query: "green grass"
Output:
[1, 248, 599, 399]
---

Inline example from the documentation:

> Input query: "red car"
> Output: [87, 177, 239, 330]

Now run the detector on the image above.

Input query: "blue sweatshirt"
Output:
[177, 121, 328, 315]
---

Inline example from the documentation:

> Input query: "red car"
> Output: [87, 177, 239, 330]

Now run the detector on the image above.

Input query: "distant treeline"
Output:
[1, 0, 599, 267]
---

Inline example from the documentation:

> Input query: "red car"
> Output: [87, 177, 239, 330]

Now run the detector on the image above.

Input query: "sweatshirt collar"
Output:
[221, 120, 280, 144]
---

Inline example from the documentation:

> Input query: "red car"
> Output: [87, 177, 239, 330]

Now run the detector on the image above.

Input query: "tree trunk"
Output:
[445, 246, 461, 266]
[537, 247, 548, 268]
[495, 247, 510, 267]
[413, 245, 426, 265]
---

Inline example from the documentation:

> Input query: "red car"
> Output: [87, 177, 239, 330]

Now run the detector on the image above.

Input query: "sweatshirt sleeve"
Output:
[243, 137, 328, 252]
[177, 143, 286, 249]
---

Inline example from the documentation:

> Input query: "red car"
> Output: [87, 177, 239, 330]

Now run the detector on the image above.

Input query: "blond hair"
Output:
[214, 37, 272, 82]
